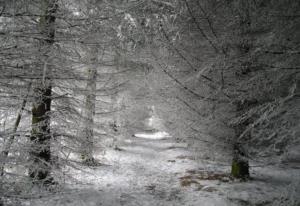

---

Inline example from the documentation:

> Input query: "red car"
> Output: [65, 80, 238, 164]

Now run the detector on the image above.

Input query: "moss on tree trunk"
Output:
[231, 159, 249, 179]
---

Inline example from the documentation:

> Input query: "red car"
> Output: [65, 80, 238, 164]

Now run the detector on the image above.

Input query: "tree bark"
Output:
[29, 85, 52, 183]
[231, 119, 250, 179]
[230, 0, 251, 179]
[81, 65, 97, 165]
[28, 0, 57, 184]
[231, 110, 250, 179]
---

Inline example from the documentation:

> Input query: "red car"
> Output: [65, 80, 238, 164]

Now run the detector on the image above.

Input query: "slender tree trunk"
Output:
[0, 83, 31, 176]
[110, 51, 121, 149]
[28, 0, 57, 184]
[112, 51, 120, 132]
[81, 66, 97, 165]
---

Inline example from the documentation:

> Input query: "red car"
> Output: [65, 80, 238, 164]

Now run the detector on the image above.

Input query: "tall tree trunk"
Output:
[112, 51, 120, 131]
[230, 0, 251, 179]
[110, 51, 121, 149]
[81, 66, 97, 165]
[28, 0, 57, 184]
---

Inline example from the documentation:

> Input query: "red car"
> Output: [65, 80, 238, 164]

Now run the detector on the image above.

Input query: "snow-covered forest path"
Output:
[29, 129, 300, 206]
[31, 131, 237, 206]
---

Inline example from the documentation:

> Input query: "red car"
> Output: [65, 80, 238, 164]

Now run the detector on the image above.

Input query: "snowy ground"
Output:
[21, 130, 300, 206]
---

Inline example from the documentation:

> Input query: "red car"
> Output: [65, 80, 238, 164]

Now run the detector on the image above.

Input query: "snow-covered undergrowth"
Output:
[5, 131, 299, 206]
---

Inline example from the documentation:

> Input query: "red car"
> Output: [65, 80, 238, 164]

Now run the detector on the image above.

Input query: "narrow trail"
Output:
[31, 131, 234, 206]
[89, 131, 233, 206]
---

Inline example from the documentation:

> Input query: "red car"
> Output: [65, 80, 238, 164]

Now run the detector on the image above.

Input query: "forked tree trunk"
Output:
[29, 0, 57, 184]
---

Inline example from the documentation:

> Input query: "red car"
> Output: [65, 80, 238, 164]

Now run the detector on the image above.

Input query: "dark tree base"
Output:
[231, 160, 250, 180]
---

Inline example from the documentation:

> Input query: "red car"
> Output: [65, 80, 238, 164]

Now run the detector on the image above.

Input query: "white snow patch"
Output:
[134, 131, 171, 139]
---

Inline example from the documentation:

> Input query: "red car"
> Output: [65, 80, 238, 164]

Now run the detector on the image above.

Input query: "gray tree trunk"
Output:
[28, 0, 57, 184]
[81, 59, 97, 165]
[231, 102, 250, 179]
[230, 0, 251, 179]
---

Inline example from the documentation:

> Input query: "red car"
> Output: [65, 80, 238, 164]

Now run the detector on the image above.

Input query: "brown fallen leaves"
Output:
[179, 169, 232, 191]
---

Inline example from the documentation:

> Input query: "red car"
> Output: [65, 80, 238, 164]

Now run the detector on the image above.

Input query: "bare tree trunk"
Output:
[28, 0, 57, 184]
[29, 85, 53, 183]
[110, 51, 122, 149]
[0, 82, 31, 176]
[81, 66, 97, 165]
[231, 101, 250, 179]
[112, 51, 120, 132]
[230, 0, 251, 179]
